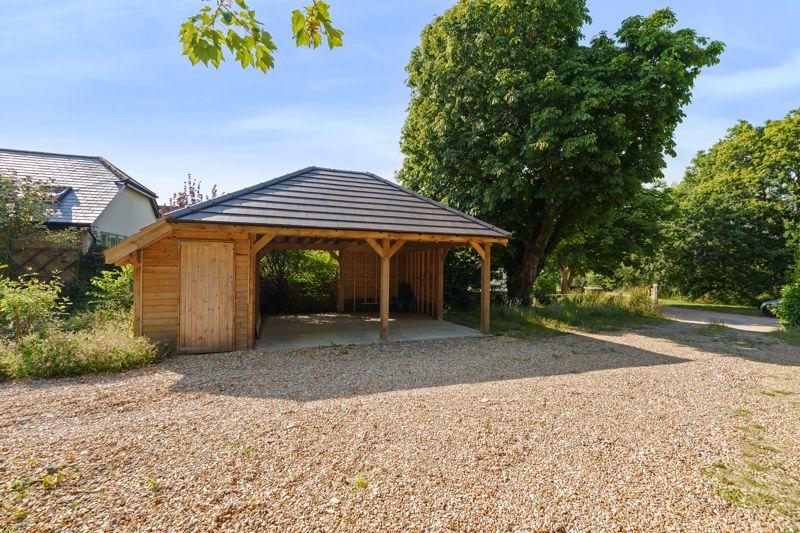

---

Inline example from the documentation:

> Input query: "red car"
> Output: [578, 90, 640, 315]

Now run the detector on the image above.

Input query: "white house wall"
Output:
[93, 186, 157, 237]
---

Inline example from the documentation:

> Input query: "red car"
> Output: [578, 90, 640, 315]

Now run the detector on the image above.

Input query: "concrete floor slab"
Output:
[256, 313, 483, 351]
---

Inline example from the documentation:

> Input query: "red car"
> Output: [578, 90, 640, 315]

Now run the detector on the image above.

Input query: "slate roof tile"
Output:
[166, 167, 510, 238]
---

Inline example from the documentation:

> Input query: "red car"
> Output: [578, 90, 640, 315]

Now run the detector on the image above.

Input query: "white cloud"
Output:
[694, 52, 800, 97]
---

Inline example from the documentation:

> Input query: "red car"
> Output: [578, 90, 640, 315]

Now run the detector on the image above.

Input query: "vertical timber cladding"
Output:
[338, 246, 443, 317]
[339, 248, 405, 311]
[139, 236, 255, 353]
[179, 241, 235, 353]
[404, 248, 439, 317]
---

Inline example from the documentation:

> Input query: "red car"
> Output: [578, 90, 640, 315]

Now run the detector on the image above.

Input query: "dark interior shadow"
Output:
[167, 332, 691, 402]
[598, 321, 800, 367]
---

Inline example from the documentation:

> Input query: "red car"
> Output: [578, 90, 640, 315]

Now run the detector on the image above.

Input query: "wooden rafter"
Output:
[470, 240, 487, 261]
[364, 237, 384, 257]
[253, 233, 276, 253]
[386, 239, 407, 258]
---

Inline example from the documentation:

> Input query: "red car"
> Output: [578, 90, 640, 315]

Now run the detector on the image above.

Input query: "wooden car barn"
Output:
[104, 167, 510, 354]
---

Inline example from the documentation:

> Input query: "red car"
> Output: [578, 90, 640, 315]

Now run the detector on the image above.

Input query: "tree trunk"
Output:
[506, 241, 544, 304]
[559, 263, 570, 294]
[504, 206, 573, 303]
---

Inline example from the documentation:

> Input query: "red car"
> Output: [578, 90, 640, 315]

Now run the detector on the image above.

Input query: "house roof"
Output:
[0, 148, 159, 225]
[165, 167, 510, 238]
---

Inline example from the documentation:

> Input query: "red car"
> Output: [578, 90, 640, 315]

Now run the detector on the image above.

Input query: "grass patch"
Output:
[712, 414, 799, 521]
[770, 330, 800, 346]
[0, 310, 160, 381]
[661, 299, 762, 317]
[447, 288, 663, 336]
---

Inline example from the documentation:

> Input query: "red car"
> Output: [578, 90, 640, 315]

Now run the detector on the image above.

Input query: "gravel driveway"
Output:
[662, 306, 779, 332]
[2, 322, 799, 530]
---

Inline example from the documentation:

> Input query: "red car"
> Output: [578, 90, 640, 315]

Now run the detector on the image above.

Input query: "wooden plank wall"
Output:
[403, 249, 438, 318]
[140, 237, 180, 346]
[339, 249, 405, 311]
[234, 238, 251, 350]
[338, 247, 441, 317]
[137, 235, 254, 351]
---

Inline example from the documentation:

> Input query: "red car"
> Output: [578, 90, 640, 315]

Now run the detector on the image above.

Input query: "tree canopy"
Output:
[664, 110, 800, 303]
[555, 181, 674, 292]
[398, 0, 723, 301]
[180, 0, 343, 73]
[0, 173, 76, 277]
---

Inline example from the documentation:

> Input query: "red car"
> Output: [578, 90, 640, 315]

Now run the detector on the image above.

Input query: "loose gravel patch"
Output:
[1, 322, 798, 531]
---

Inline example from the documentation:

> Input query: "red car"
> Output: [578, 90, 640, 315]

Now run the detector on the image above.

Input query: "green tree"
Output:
[664, 111, 800, 303]
[180, 0, 343, 73]
[555, 181, 675, 292]
[398, 1, 722, 302]
[0, 173, 76, 277]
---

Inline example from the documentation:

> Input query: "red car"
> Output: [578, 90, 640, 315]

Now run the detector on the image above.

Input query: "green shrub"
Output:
[0, 314, 159, 380]
[260, 250, 338, 314]
[531, 268, 559, 304]
[0, 275, 66, 339]
[776, 278, 800, 331]
[88, 265, 134, 311]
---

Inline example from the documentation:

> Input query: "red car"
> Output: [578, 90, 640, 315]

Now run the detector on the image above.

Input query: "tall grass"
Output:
[0, 310, 160, 381]
[446, 286, 662, 335]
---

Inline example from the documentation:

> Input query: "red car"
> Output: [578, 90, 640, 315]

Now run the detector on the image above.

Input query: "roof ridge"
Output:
[97, 157, 158, 199]
[0, 147, 102, 160]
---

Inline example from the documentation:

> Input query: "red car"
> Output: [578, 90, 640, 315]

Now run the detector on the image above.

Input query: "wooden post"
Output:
[480, 243, 491, 334]
[335, 250, 344, 312]
[380, 239, 390, 341]
[436, 248, 445, 320]
[651, 283, 660, 312]
[133, 250, 142, 336]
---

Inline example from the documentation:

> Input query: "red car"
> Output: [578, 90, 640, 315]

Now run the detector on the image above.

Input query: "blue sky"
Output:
[1, 1, 798, 200]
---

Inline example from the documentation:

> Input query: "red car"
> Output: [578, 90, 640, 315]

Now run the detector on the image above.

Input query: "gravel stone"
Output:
[1, 322, 798, 531]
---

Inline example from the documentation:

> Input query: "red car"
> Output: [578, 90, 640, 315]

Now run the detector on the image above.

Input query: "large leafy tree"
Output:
[180, 0, 343, 73]
[664, 111, 800, 303]
[555, 181, 674, 292]
[398, 0, 722, 301]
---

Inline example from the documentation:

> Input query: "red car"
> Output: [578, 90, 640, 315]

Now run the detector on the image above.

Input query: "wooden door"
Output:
[179, 241, 235, 353]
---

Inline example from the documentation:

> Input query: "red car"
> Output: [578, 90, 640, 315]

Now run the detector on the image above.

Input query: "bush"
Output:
[0, 312, 159, 380]
[88, 265, 134, 311]
[776, 278, 800, 331]
[444, 248, 481, 309]
[531, 268, 559, 304]
[260, 250, 338, 314]
[0, 275, 66, 339]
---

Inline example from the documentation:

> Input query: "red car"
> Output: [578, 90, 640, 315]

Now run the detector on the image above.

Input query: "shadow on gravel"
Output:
[167, 334, 691, 402]
[603, 321, 800, 367]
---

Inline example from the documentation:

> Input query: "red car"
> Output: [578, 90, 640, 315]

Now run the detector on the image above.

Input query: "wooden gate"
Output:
[179, 241, 235, 353]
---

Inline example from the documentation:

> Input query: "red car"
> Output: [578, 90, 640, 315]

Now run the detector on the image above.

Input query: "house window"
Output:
[100, 233, 125, 248]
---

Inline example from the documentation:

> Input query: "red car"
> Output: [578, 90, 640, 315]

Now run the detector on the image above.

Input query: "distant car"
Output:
[760, 300, 781, 317]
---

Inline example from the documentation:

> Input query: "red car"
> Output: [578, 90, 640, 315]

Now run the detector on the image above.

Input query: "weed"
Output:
[12, 508, 28, 522]
[351, 474, 369, 490]
[8, 478, 35, 498]
[147, 477, 160, 491]
[712, 461, 727, 470]
[733, 408, 752, 417]
[40, 473, 61, 490]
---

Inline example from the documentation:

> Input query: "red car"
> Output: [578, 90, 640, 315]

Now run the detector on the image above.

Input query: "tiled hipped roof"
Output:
[166, 167, 510, 238]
